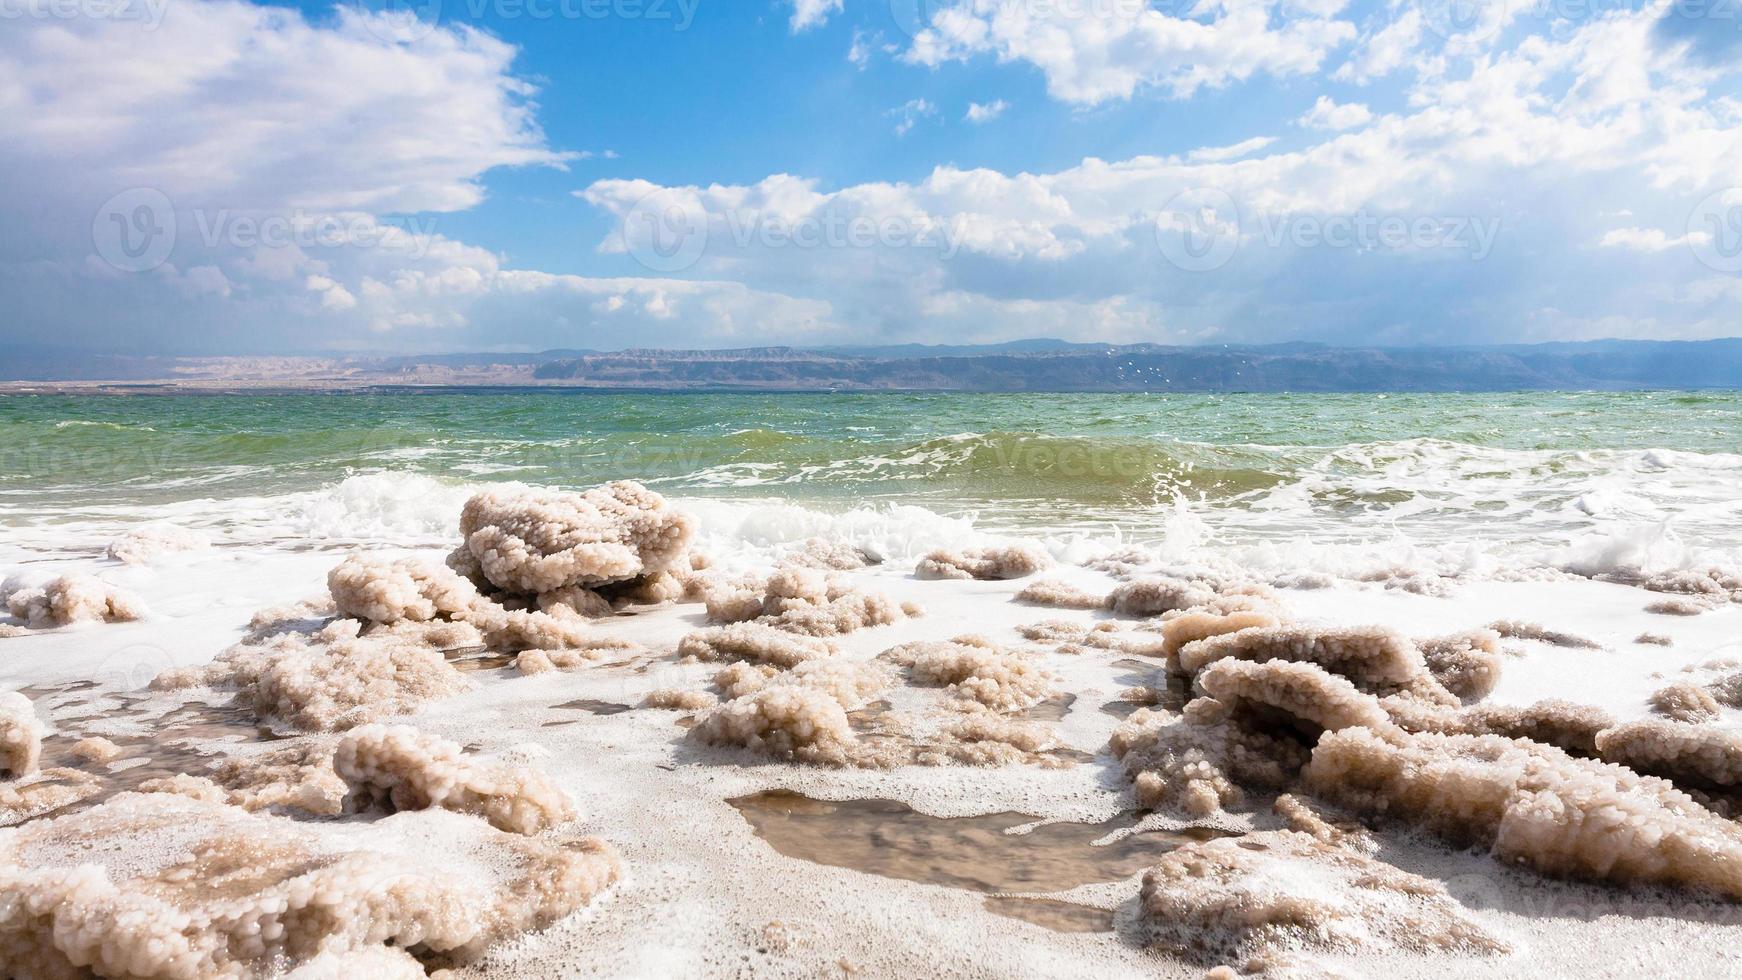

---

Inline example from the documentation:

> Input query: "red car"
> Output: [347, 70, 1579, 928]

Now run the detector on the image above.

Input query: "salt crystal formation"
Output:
[453, 481, 695, 595]
[1594, 719, 1742, 793]
[1012, 578, 1105, 610]
[1105, 591, 1742, 900]
[1, 574, 144, 629]
[1307, 726, 1742, 897]
[156, 630, 469, 732]
[197, 743, 348, 816]
[1107, 577, 1221, 617]
[327, 555, 480, 624]
[693, 654, 893, 767]
[679, 623, 835, 669]
[884, 635, 1052, 712]
[1487, 619, 1601, 649]
[914, 543, 1049, 581]
[1640, 565, 1742, 603]
[1416, 629, 1504, 702]
[0, 692, 43, 779]
[334, 725, 575, 835]
[697, 566, 910, 637]
[0, 792, 620, 978]
[1177, 623, 1437, 696]
[696, 684, 862, 766]
[1140, 830, 1505, 962]
[1649, 682, 1721, 723]
[104, 524, 209, 566]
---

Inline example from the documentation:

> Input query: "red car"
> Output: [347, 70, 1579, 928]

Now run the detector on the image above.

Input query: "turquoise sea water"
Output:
[3, 391, 1741, 558]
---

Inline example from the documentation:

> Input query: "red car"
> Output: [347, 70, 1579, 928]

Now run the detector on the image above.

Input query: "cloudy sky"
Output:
[3, 0, 1741, 355]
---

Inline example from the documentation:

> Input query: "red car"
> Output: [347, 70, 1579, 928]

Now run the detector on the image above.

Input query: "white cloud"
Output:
[1186, 136, 1279, 163]
[890, 98, 938, 136]
[965, 99, 1009, 123]
[848, 29, 874, 68]
[1333, 9, 1422, 84]
[1298, 95, 1373, 130]
[789, 0, 842, 33]
[1599, 227, 1709, 252]
[8, 0, 1742, 355]
[0, 1, 844, 353]
[0, 2, 567, 218]
[569, 4, 1742, 347]
[903, 0, 1356, 105]
[306, 274, 358, 311]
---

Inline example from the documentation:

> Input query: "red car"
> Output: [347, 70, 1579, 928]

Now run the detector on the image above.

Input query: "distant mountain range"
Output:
[6, 339, 1742, 393]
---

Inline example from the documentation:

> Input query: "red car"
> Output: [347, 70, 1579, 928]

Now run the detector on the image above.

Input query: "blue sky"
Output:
[2, 0, 1740, 355]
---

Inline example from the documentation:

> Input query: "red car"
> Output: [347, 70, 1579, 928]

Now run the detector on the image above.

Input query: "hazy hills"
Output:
[6, 339, 1742, 393]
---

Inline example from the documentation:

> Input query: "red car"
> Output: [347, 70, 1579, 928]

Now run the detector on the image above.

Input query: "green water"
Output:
[3, 391, 1740, 552]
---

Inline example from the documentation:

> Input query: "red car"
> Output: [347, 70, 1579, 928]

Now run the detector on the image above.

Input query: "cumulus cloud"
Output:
[1298, 95, 1373, 130]
[0, 2, 567, 216]
[965, 99, 1009, 123]
[789, 0, 842, 33]
[1334, 9, 1422, 84]
[0, 0, 845, 353]
[568, 3, 1742, 347]
[5, 0, 1742, 355]
[903, 0, 1357, 104]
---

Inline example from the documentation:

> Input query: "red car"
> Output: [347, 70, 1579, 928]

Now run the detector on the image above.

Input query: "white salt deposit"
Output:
[5, 481, 1742, 977]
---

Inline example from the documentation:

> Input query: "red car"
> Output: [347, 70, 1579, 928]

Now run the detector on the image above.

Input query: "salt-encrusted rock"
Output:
[454, 481, 695, 594]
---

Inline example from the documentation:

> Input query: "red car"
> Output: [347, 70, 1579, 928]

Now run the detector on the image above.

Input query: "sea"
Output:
[3, 390, 1739, 580]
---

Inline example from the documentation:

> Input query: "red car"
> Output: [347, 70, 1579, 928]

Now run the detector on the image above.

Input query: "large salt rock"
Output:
[1306, 726, 1742, 897]
[334, 724, 575, 835]
[697, 566, 909, 636]
[455, 482, 694, 594]
[884, 635, 1052, 712]
[695, 685, 860, 767]
[1595, 718, 1742, 793]
[1141, 830, 1504, 962]
[2, 573, 144, 628]
[914, 543, 1049, 581]
[0, 792, 619, 978]
[327, 555, 481, 624]
[160, 632, 469, 733]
